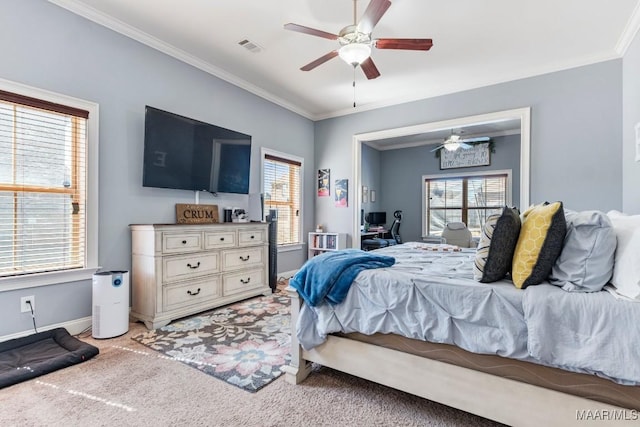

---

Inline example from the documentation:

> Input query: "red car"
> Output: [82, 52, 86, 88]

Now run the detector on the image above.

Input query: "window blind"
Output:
[0, 91, 88, 277]
[263, 153, 301, 245]
[425, 173, 508, 237]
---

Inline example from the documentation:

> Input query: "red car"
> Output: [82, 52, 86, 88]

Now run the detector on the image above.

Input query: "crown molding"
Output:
[48, 0, 635, 122]
[616, 0, 640, 55]
[47, 0, 315, 120]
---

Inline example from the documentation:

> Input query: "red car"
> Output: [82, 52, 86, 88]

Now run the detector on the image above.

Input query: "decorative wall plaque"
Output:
[176, 204, 219, 224]
[440, 142, 491, 169]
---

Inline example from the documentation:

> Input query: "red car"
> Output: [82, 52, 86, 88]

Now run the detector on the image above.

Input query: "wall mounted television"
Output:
[142, 106, 252, 194]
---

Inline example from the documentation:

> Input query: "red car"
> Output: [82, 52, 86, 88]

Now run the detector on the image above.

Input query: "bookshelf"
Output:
[308, 232, 348, 259]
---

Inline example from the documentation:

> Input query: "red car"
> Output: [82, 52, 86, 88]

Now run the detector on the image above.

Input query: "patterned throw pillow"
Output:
[474, 206, 521, 283]
[512, 202, 566, 289]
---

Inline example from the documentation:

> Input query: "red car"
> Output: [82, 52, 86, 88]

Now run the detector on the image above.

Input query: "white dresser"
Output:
[130, 223, 271, 329]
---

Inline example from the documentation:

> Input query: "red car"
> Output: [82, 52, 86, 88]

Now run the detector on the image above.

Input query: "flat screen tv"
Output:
[142, 106, 252, 194]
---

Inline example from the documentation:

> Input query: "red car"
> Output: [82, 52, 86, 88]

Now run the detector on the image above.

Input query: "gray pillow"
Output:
[549, 210, 616, 292]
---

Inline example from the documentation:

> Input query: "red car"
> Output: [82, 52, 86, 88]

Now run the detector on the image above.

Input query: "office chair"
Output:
[441, 222, 474, 248]
[362, 210, 402, 251]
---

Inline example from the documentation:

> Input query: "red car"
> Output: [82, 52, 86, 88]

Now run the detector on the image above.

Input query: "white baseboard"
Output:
[0, 316, 92, 342]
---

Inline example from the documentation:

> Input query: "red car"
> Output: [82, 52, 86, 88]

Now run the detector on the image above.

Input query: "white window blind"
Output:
[263, 153, 301, 245]
[0, 90, 88, 277]
[425, 173, 508, 237]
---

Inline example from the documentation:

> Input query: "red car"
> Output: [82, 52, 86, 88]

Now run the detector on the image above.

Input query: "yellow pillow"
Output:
[512, 202, 566, 289]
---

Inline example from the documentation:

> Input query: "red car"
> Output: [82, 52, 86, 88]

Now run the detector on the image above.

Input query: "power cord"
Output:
[27, 300, 38, 334]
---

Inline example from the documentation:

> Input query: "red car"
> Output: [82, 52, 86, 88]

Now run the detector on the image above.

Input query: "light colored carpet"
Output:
[0, 322, 503, 427]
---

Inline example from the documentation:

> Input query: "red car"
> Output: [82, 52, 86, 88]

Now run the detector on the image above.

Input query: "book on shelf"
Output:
[326, 235, 336, 249]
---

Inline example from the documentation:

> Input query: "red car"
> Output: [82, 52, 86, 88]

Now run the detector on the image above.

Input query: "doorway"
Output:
[351, 107, 531, 248]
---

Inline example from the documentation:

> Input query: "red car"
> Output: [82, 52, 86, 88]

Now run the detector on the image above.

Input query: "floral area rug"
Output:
[131, 292, 290, 392]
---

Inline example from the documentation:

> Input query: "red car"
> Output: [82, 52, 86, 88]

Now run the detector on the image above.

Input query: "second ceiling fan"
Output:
[430, 134, 492, 152]
[284, 0, 433, 79]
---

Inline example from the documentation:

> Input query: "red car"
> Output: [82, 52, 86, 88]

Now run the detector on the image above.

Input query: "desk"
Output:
[360, 231, 379, 239]
[361, 229, 387, 238]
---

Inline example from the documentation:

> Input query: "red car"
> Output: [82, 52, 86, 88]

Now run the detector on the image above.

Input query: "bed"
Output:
[283, 207, 640, 427]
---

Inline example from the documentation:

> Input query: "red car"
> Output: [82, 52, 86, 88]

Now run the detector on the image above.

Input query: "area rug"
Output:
[131, 292, 290, 392]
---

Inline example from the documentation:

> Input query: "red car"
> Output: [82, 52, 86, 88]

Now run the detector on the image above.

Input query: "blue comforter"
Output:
[289, 249, 395, 307]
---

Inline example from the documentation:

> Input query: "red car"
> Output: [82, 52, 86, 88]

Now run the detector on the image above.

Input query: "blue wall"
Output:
[0, 0, 314, 336]
[315, 60, 623, 236]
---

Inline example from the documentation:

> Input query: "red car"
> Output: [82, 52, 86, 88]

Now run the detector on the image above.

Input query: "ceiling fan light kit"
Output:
[339, 43, 371, 65]
[444, 141, 461, 151]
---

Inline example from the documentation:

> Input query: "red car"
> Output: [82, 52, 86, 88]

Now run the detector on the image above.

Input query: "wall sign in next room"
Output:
[440, 143, 491, 169]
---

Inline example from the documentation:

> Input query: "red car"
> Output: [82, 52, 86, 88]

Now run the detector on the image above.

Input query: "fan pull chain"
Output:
[353, 66, 357, 108]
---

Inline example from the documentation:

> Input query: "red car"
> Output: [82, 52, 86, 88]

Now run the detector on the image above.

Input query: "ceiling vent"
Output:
[238, 39, 263, 53]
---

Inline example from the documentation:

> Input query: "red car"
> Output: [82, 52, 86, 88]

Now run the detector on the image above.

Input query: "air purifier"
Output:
[92, 270, 129, 339]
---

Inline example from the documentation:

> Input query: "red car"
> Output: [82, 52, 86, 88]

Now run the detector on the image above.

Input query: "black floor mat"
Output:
[0, 327, 99, 389]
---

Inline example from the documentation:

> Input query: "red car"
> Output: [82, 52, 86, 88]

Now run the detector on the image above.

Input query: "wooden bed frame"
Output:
[283, 287, 637, 426]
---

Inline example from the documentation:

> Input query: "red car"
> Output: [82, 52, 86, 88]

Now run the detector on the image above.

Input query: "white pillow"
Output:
[607, 211, 640, 300]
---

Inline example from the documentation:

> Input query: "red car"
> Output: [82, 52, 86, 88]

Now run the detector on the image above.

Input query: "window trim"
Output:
[0, 78, 99, 291]
[421, 169, 512, 237]
[261, 147, 304, 246]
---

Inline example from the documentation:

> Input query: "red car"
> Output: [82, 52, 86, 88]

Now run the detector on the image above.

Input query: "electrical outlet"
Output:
[20, 296, 35, 313]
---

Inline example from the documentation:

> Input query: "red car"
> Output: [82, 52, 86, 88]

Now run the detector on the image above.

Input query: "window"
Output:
[262, 149, 302, 246]
[424, 171, 511, 237]
[0, 82, 98, 288]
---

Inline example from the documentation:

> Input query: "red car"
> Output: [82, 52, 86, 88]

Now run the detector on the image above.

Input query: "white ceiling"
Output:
[50, 0, 640, 121]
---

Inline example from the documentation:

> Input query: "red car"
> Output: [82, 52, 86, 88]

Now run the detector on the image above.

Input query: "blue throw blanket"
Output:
[290, 249, 395, 307]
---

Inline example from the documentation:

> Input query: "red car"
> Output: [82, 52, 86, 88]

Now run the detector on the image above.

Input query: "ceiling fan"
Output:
[284, 0, 433, 80]
[430, 134, 491, 152]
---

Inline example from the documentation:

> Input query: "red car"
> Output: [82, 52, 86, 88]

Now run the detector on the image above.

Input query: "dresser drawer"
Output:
[162, 252, 220, 283]
[223, 268, 266, 296]
[204, 230, 236, 249]
[162, 232, 202, 254]
[221, 247, 266, 271]
[238, 228, 267, 246]
[163, 277, 221, 312]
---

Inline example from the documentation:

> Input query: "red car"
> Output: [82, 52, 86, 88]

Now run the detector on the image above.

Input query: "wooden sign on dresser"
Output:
[129, 222, 270, 329]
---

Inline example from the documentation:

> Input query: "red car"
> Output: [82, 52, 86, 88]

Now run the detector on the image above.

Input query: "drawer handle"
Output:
[240, 278, 251, 284]
[182, 240, 187, 244]
[250, 235, 255, 239]
[187, 262, 201, 269]
[239, 255, 250, 262]
[220, 237, 225, 241]
[187, 288, 201, 296]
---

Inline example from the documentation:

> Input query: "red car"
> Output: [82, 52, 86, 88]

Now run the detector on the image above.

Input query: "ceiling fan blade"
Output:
[460, 136, 491, 143]
[459, 142, 473, 149]
[358, 0, 392, 34]
[300, 50, 339, 71]
[430, 144, 445, 152]
[360, 57, 381, 80]
[375, 38, 434, 51]
[284, 23, 338, 40]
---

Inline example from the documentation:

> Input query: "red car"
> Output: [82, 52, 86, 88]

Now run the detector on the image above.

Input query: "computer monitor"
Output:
[366, 211, 386, 227]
